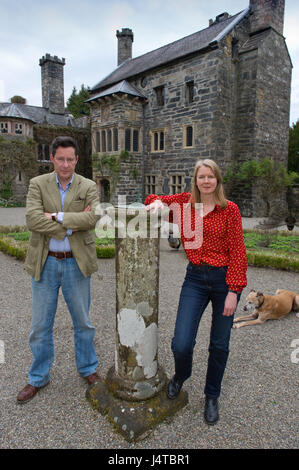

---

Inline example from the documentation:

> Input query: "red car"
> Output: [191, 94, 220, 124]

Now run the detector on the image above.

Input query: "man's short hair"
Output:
[51, 136, 79, 157]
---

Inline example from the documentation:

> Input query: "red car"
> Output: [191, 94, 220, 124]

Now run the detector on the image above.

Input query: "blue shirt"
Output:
[48, 174, 73, 252]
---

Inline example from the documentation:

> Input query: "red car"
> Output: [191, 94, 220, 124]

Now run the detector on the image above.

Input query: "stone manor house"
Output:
[0, 55, 90, 202]
[88, 0, 292, 216]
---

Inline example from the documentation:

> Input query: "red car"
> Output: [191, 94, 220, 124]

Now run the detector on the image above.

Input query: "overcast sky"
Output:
[0, 0, 298, 125]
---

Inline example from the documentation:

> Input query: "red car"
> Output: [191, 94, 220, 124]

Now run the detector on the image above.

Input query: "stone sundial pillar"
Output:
[86, 205, 188, 442]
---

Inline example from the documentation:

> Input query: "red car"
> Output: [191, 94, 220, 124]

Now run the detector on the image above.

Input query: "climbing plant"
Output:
[0, 137, 38, 202]
[92, 150, 138, 195]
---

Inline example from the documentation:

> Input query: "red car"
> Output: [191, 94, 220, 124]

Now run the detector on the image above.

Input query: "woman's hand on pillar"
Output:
[145, 199, 165, 214]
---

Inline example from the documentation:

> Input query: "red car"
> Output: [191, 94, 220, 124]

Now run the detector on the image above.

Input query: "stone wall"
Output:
[33, 125, 92, 179]
[89, 9, 292, 216]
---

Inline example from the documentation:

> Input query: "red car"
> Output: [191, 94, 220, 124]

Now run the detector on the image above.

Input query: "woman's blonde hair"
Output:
[190, 159, 227, 208]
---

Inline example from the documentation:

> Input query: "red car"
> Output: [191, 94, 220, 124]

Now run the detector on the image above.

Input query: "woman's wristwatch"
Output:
[228, 289, 238, 295]
[51, 212, 58, 221]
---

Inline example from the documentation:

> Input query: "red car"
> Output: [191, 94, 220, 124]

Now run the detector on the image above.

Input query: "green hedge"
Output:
[246, 250, 299, 271]
[0, 235, 115, 261]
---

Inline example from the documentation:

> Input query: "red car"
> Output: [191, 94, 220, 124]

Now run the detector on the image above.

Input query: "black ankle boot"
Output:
[166, 376, 183, 399]
[204, 397, 219, 424]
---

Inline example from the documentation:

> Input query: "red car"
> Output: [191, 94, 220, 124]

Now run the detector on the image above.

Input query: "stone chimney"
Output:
[116, 28, 134, 66]
[249, 0, 285, 35]
[39, 54, 65, 114]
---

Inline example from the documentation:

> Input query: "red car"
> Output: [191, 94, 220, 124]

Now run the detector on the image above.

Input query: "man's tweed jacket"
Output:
[24, 171, 100, 281]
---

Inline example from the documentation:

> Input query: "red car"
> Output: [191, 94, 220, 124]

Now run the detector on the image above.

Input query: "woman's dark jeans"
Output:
[171, 262, 240, 399]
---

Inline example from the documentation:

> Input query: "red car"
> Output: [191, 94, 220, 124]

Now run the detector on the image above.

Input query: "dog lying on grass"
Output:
[233, 289, 299, 328]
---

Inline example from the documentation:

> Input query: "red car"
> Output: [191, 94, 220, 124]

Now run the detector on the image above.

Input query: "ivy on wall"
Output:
[33, 125, 92, 179]
[0, 137, 38, 202]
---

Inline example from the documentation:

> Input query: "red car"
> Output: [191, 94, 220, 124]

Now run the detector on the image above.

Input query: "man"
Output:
[17, 136, 101, 404]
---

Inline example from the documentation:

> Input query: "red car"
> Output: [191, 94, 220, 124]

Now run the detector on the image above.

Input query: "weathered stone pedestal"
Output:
[86, 205, 188, 442]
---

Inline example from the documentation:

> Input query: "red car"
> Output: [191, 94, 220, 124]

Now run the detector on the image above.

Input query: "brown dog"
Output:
[233, 289, 299, 328]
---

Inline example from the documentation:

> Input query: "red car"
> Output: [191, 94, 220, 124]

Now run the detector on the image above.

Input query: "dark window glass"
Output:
[160, 131, 164, 151]
[125, 128, 131, 151]
[133, 129, 139, 152]
[44, 144, 50, 161]
[186, 81, 194, 103]
[38, 144, 43, 161]
[113, 128, 118, 152]
[102, 130, 106, 152]
[96, 132, 100, 152]
[154, 132, 159, 151]
[107, 129, 112, 152]
[186, 126, 193, 147]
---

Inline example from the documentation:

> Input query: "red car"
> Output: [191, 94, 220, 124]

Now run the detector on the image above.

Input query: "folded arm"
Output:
[61, 183, 100, 231]
[26, 179, 67, 240]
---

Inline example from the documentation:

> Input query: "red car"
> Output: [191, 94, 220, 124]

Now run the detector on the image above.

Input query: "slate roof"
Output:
[86, 80, 147, 102]
[0, 102, 77, 127]
[91, 7, 250, 93]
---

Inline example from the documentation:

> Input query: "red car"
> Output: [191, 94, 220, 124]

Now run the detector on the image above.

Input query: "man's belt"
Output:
[48, 251, 73, 259]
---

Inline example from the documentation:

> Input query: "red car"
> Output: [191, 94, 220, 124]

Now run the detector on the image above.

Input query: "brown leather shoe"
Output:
[17, 383, 49, 404]
[84, 372, 101, 385]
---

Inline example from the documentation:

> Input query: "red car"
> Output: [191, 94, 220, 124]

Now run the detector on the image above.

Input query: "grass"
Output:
[0, 227, 298, 272]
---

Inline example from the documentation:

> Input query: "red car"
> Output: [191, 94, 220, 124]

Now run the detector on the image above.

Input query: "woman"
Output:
[145, 159, 247, 424]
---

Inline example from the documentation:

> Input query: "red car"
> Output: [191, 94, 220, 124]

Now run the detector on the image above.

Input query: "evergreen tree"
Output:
[288, 120, 299, 173]
[66, 84, 90, 118]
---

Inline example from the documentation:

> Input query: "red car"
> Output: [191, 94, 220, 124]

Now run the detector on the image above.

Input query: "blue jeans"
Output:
[28, 256, 98, 387]
[171, 263, 240, 399]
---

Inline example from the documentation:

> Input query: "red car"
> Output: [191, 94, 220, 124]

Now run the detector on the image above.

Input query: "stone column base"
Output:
[86, 379, 188, 442]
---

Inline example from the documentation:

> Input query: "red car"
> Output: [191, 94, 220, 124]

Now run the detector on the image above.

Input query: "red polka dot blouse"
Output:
[145, 192, 248, 293]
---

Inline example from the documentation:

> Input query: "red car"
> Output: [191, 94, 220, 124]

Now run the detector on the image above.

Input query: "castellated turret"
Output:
[39, 54, 65, 114]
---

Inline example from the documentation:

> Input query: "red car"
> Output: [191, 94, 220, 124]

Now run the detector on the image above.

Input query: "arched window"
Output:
[100, 179, 110, 202]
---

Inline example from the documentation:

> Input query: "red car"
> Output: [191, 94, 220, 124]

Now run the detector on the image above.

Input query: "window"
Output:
[146, 175, 156, 195]
[151, 129, 166, 152]
[15, 123, 23, 134]
[101, 130, 106, 152]
[44, 145, 50, 161]
[113, 128, 118, 152]
[154, 86, 165, 106]
[107, 129, 112, 152]
[125, 128, 131, 151]
[186, 81, 195, 103]
[184, 125, 194, 148]
[133, 129, 139, 152]
[159, 131, 164, 151]
[96, 131, 101, 152]
[170, 175, 184, 194]
[38, 144, 43, 161]
[0, 122, 8, 133]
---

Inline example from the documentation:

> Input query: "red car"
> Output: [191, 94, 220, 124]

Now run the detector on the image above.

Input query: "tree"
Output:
[288, 120, 299, 173]
[10, 96, 26, 104]
[66, 85, 90, 118]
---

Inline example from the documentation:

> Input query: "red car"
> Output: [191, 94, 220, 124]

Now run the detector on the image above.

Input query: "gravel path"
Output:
[0, 238, 298, 449]
[0, 207, 298, 449]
